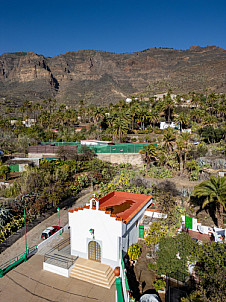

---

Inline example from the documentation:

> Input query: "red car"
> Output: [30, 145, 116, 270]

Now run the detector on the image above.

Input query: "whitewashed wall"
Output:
[122, 198, 152, 254]
[69, 209, 122, 268]
[43, 262, 73, 278]
[145, 209, 167, 219]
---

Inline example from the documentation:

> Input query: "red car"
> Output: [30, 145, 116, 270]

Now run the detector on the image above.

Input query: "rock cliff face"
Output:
[0, 46, 225, 106]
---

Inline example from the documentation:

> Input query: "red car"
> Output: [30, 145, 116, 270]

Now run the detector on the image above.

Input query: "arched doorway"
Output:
[88, 241, 101, 262]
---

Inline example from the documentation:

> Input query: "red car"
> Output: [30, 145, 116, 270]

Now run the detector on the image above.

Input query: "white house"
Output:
[126, 98, 132, 104]
[80, 140, 114, 146]
[68, 191, 152, 269]
[160, 121, 180, 130]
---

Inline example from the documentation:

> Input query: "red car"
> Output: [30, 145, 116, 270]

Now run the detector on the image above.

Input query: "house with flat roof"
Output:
[68, 191, 152, 269]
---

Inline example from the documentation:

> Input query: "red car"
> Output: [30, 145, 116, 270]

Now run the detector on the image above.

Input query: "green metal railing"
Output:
[116, 278, 124, 302]
[0, 245, 37, 278]
[121, 254, 130, 291]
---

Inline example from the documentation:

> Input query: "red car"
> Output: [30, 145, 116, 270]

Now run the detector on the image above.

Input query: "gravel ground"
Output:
[0, 188, 95, 265]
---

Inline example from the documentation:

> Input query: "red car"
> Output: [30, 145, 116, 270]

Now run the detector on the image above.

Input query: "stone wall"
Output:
[28, 153, 55, 159]
[96, 153, 144, 167]
[28, 152, 144, 167]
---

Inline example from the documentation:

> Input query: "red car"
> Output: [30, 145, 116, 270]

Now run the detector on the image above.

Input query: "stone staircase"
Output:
[70, 258, 116, 289]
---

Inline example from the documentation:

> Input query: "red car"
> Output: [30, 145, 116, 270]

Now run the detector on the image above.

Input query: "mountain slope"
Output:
[0, 46, 225, 106]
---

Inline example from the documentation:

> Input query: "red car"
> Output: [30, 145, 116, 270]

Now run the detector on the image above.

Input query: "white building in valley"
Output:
[68, 191, 152, 268]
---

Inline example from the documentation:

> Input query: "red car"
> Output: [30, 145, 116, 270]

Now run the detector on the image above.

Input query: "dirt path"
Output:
[0, 188, 95, 265]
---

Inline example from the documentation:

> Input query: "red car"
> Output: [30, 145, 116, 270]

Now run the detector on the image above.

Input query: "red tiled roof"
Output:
[68, 191, 152, 224]
[99, 191, 152, 224]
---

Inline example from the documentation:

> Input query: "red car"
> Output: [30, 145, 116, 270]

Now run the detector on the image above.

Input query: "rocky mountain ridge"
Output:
[0, 46, 225, 106]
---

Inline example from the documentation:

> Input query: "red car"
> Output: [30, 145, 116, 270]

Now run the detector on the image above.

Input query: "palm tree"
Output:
[163, 93, 175, 122]
[191, 93, 201, 108]
[175, 137, 185, 173]
[193, 176, 226, 227]
[23, 100, 31, 119]
[175, 113, 189, 132]
[139, 143, 159, 170]
[129, 105, 139, 130]
[191, 109, 204, 123]
[180, 132, 191, 166]
[148, 111, 159, 128]
[162, 128, 176, 153]
[19, 106, 25, 120]
[112, 116, 129, 142]
[137, 107, 149, 130]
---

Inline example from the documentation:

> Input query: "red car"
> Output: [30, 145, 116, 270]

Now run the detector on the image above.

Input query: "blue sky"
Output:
[0, 0, 225, 57]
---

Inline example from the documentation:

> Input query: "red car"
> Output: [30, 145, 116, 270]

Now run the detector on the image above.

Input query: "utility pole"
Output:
[24, 206, 27, 260]
[57, 208, 61, 235]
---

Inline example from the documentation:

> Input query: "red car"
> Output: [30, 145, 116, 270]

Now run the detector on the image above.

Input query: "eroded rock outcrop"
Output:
[0, 46, 225, 106]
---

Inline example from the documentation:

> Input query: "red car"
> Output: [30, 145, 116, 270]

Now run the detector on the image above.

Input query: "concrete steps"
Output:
[70, 258, 116, 289]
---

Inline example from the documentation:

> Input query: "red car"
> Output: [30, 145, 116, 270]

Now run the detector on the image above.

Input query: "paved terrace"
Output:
[0, 189, 117, 301]
[188, 229, 212, 243]
[0, 189, 93, 265]
[1, 230, 116, 301]
[0, 254, 116, 302]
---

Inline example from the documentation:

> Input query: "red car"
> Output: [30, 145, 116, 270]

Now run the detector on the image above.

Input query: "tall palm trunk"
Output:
[217, 203, 224, 228]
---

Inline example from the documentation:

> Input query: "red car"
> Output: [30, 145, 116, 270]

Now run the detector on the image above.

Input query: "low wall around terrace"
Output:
[28, 152, 144, 167]
[96, 153, 144, 167]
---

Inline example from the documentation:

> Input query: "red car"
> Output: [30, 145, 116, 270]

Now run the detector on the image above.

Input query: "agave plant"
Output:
[0, 207, 12, 228]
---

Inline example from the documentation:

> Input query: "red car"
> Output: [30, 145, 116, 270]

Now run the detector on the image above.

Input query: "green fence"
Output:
[121, 254, 130, 292]
[0, 245, 37, 278]
[41, 142, 152, 154]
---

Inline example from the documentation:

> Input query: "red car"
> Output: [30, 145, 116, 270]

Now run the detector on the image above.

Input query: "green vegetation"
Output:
[193, 176, 226, 227]
[147, 262, 157, 271]
[0, 158, 120, 243]
[0, 91, 225, 299]
[156, 233, 197, 279]
[128, 243, 142, 260]
[0, 91, 225, 155]
[183, 243, 226, 302]
[0, 165, 10, 180]
[152, 278, 166, 291]
[145, 222, 168, 248]
[97, 169, 152, 197]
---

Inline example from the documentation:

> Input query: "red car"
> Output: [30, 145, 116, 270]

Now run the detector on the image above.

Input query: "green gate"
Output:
[139, 225, 144, 238]
[9, 164, 19, 172]
[185, 216, 193, 229]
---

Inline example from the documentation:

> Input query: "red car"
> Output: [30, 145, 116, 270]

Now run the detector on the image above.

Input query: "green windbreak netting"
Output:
[40, 142, 155, 153]
[92, 143, 151, 153]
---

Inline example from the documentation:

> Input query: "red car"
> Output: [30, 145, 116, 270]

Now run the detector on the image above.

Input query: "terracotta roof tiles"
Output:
[69, 191, 152, 224]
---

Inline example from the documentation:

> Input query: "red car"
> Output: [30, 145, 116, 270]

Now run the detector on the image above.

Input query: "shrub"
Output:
[128, 243, 142, 260]
[190, 169, 200, 181]
[148, 262, 157, 271]
[2, 181, 20, 198]
[131, 138, 137, 142]
[101, 135, 112, 141]
[0, 165, 10, 180]
[147, 166, 172, 179]
[154, 129, 163, 134]
[153, 278, 166, 291]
